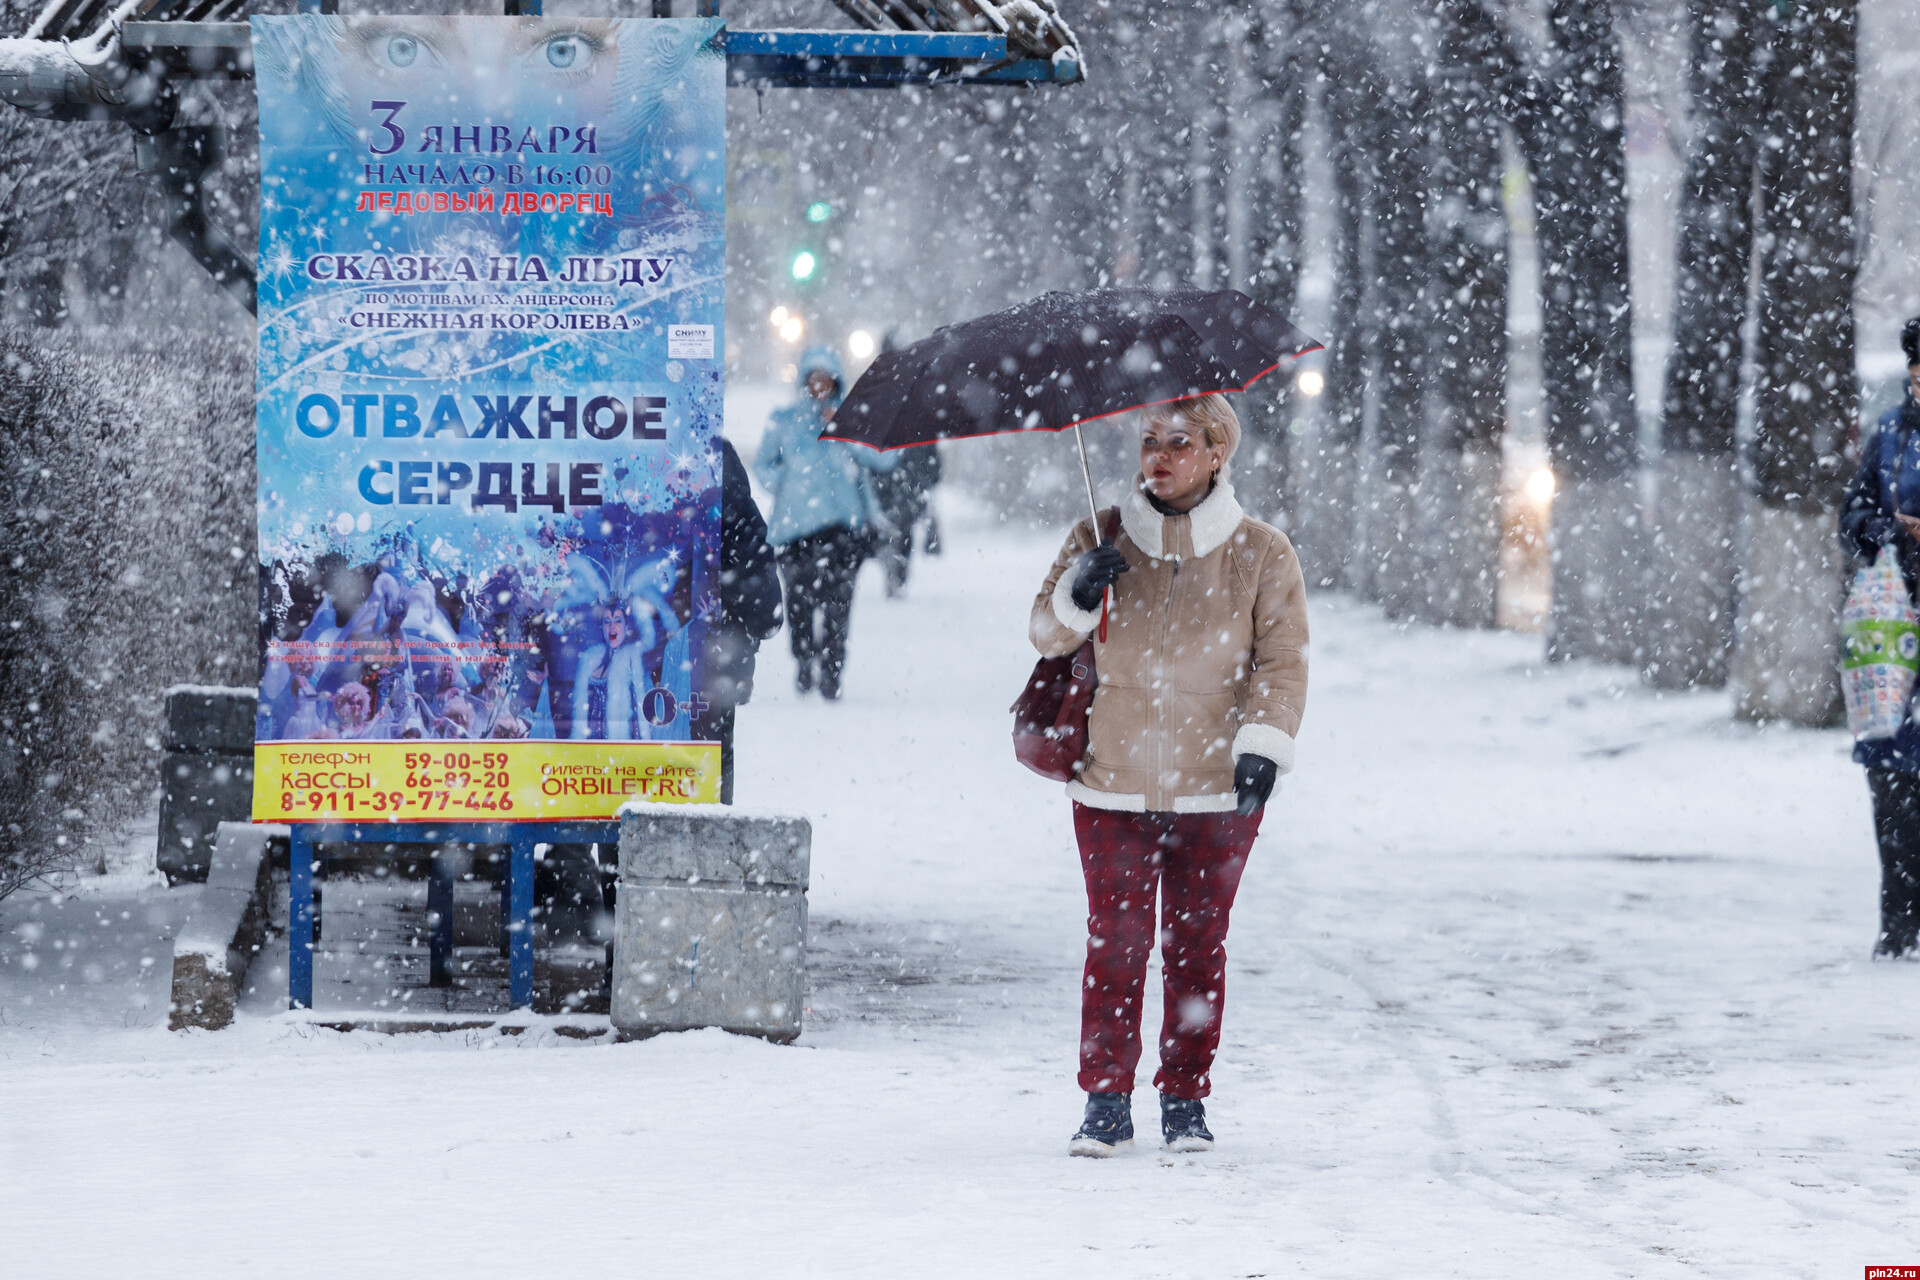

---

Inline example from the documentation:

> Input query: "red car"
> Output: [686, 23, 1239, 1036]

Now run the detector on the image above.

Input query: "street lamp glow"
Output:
[791, 250, 817, 281]
[848, 329, 876, 359]
[779, 316, 804, 344]
[769, 305, 789, 327]
[1526, 467, 1557, 505]
[1297, 369, 1325, 397]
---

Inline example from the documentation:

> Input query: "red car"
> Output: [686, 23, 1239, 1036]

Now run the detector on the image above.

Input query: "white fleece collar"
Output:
[1120, 478, 1244, 560]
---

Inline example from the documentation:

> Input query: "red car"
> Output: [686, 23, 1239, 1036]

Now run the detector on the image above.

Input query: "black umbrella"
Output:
[825, 286, 1320, 526]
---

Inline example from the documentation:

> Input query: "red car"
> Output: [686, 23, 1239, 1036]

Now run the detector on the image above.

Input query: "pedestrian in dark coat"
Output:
[1838, 315, 1920, 958]
[693, 437, 784, 803]
[874, 443, 943, 597]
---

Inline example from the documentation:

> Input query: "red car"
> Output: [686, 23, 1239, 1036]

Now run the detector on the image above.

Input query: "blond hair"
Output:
[1145, 394, 1241, 477]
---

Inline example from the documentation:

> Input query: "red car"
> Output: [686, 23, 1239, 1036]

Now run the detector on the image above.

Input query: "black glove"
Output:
[1069, 546, 1130, 612]
[1234, 754, 1277, 817]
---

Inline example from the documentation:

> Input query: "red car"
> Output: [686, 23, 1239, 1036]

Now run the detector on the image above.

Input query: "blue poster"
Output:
[250, 16, 726, 820]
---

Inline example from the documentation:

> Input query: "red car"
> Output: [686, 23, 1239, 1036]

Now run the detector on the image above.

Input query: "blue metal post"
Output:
[509, 835, 535, 1008]
[289, 826, 314, 1009]
[499, 854, 512, 957]
[428, 852, 454, 987]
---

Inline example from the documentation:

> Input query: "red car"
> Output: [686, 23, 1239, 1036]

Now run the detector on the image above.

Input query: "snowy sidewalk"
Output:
[3, 508, 1913, 1277]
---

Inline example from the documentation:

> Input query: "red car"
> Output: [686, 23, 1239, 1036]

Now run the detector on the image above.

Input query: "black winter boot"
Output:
[1068, 1091, 1133, 1157]
[1160, 1093, 1214, 1152]
[1875, 926, 1919, 959]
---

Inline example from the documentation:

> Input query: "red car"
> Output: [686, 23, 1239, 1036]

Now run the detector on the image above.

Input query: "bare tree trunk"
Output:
[1644, 0, 1761, 689]
[1299, 46, 1369, 589]
[1367, 61, 1431, 619]
[1511, 0, 1642, 663]
[1232, 4, 1304, 525]
[1416, 2, 1510, 628]
[1730, 0, 1856, 725]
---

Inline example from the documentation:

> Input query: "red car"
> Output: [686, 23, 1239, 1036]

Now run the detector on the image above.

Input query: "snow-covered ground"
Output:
[2, 500, 1911, 1277]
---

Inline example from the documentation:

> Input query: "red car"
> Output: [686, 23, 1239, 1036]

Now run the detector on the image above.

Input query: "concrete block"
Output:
[171, 822, 284, 1031]
[613, 803, 810, 1042]
[158, 752, 254, 883]
[164, 685, 258, 754]
[613, 884, 806, 1041]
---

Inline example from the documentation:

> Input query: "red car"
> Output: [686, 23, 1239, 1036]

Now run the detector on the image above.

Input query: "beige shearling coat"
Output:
[1029, 480, 1308, 813]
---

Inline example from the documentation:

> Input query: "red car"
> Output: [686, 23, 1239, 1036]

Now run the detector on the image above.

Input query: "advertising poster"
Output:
[249, 15, 726, 822]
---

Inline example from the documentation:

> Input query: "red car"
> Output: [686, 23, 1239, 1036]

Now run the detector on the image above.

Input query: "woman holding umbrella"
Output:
[828, 285, 1318, 1153]
[1031, 393, 1308, 1156]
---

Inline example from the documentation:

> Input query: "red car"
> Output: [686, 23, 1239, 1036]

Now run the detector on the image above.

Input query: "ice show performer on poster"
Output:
[473, 659, 532, 739]
[476, 545, 599, 741]
[328, 682, 380, 740]
[283, 658, 330, 739]
[619, 552, 686, 700]
[1839, 314, 1920, 959]
[571, 606, 636, 741]
[755, 346, 897, 701]
[1030, 395, 1309, 1157]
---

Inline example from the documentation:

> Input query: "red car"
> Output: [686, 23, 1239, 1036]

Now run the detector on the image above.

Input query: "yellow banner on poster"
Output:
[252, 740, 720, 823]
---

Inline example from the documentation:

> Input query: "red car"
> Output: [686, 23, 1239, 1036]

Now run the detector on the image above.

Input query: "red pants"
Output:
[1073, 802, 1260, 1100]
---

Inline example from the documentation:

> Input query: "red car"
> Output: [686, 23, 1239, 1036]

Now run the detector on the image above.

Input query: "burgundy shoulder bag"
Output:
[1011, 508, 1121, 782]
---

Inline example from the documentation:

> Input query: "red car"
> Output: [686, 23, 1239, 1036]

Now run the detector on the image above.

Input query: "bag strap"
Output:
[1097, 506, 1121, 642]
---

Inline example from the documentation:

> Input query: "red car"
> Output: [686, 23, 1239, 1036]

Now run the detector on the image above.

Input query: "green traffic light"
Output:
[806, 201, 833, 224]
[791, 250, 817, 281]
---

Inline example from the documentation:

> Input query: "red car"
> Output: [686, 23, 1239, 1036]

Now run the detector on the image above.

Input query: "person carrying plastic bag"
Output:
[1838, 315, 1920, 957]
[1842, 548, 1919, 740]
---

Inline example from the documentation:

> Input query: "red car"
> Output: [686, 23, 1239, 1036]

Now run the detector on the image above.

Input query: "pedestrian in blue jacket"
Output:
[753, 346, 896, 700]
[1839, 314, 1920, 957]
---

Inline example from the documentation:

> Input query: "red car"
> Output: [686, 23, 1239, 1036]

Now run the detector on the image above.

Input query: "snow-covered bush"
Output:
[0, 328, 254, 897]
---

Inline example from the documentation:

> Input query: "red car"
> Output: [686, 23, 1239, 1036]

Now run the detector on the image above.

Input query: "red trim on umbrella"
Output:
[818, 344, 1325, 451]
